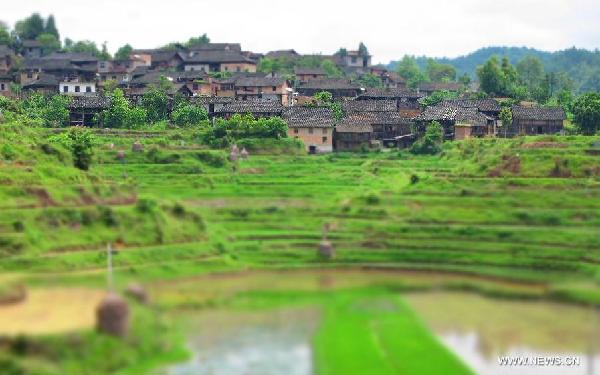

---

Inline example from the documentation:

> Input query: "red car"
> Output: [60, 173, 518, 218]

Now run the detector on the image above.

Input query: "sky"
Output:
[2, 0, 600, 64]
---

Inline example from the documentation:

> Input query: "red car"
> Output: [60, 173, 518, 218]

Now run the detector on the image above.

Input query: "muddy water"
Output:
[406, 291, 600, 375]
[165, 308, 319, 375]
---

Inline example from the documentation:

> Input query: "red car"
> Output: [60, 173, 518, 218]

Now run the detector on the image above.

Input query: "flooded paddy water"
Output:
[154, 269, 600, 375]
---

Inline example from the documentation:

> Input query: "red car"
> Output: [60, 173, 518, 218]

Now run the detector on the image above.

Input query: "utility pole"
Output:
[106, 243, 114, 291]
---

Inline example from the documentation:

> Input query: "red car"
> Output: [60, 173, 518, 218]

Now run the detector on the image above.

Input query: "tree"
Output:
[0, 24, 11, 45]
[426, 59, 457, 82]
[186, 33, 210, 47]
[36, 33, 61, 55]
[358, 42, 369, 56]
[572, 92, 600, 135]
[458, 73, 471, 86]
[67, 127, 95, 170]
[22, 93, 70, 127]
[64, 40, 100, 55]
[420, 90, 458, 107]
[396, 56, 428, 89]
[44, 15, 59, 39]
[320, 59, 343, 78]
[98, 42, 111, 61]
[141, 86, 170, 123]
[500, 106, 513, 127]
[358, 73, 383, 88]
[410, 121, 444, 155]
[477, 56, 506, 96]
[335, 48, 348, 57]
[115, 44, 133, 60]
[311, 91, 343, 120]
[100, 89, 147, 129]
[517, 56, 545, 91]
[14, 13, 45, 40]
[171, 103, 209, 127]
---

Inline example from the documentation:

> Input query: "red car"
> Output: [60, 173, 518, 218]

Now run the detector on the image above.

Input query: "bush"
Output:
[67, 127, 95, 170]
[194, 151, 227, 167]
[410, 121, 444, 155]
[171, 103, 209, 127]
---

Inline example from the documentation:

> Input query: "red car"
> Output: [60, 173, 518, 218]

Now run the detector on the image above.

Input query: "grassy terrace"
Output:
[1, 127, 599, 303]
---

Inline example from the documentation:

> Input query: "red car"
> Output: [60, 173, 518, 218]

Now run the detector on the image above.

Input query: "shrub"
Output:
[66, 127, 95, 170]
[194, 151, 227, 168]
[171, 104, 209, 127]
[410, 121, 443, 155]
[136, 199, 157, 213]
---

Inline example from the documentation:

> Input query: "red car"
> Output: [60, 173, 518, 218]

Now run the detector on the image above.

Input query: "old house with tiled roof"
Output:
[190, 96, 234, 117]
[414, 104, 494, 140]
[334, 113, 374, 150]
[183, 50, 256, 73]
[342, 99, 397, 114]
[214, 100, 284, 119]
[357, 88, 424, 117]
[296, 79, 362, 104]
[68, 95, 112, 126]
[22, 40, 43, 59]
[294, 67, 327, 83]
[0, 45, 15, 73]
[0, 73, 14, 97]
[504, 106, 566, 136]
[22, 73, 59, 95]
[233, 75, 291, 104]
[334, 111, 414, 150]
[283, 106, 335, 153]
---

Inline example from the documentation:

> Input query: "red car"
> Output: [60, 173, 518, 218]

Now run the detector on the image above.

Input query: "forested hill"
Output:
[387, 46, 600, 92]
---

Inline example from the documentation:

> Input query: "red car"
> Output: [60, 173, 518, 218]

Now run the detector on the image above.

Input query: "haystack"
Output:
[132, 141, 144, 153]
[116, 150, 126, 161]
[318, 239, 335, 259]
[96, 292, 130, 337]
[125, 283, 149, 304]
[229, 144, 239, 161]
[240, 147, 249, 159]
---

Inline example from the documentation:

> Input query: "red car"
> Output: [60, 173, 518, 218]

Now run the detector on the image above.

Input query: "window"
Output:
[27, 72, 33, 79]
[322, 136, 328, 143]
[75, 86, 80, 93]
[308, 128, 313, 134]
[351, 56, 357, 63]
[0, 83, 4, 91]
[193, 83, 199, 90]
[293, 128, 298, 134]
[272, 86, 276, 91]
[86, 86, 92, 93]
[236, 67, 241, 72]
[63, 85, 68, 93]
[322, 128, 327, 134]
[313, 75, 317, 78]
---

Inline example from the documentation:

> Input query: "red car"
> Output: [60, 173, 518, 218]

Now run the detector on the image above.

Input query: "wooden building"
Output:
[67, 95, 111, 127]
[296, 79, 362, 104]
[504, 106, 566, 136]
[356, 88, 424, 118]
[334, 114, 374, 150]
[414, 104, 494, 140]
[214, 100, 284, 119]
[294, 67, 327, 83]
[283, 106, 335, 153]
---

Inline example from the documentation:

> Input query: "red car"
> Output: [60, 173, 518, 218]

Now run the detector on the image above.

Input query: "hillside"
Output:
[387, 46, 600, 92]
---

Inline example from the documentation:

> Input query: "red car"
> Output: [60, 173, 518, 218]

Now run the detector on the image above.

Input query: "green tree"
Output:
[458, 73, 471, 86]
[14, 13, 45, 40]
[572, 92, 600, 135]
[477, 56, 506, 96]
[420, 90, 458, 107]
[67, 127, 95, 170]
[141, 87, 170, 123]
[426, 59, 457, 82]
[517, 56, 545, 91]
[358, 73, 383, 88]
[171, 103, 209, 127]
[186, 33, 210, 47]
[410, 121, 444, 155]
[335, 48, 348, 57]
[115, 44, 133, 60]
[36, 33, 61, 55]
[358, 42, 369, 56]
[311, 91, 343, 120]
[396, 56, 428, 89]
[64, 40, 100, 55]
[500, 106, 513, 127]
[320, 59, 343, 78]
[44, 15, 59, 39]
[100, 89, 147, 129]
[98, 42, 111, 60]
[0, 24, 11, 45]
[22, 93, 70, 127]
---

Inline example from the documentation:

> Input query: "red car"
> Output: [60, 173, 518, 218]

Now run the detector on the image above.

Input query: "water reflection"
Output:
[406, 291, 600, 375]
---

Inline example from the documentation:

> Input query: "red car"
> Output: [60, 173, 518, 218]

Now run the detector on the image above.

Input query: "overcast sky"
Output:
[3, 0, 599, 63]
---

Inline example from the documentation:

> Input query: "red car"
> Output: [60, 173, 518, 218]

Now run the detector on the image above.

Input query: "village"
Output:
[0, 38, 568, 152]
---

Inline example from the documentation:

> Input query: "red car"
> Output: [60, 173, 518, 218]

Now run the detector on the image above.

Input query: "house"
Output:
[339, 50, 371, 68]
[189, 43, 242, 52]
[504, 106, 566, 137]
[233, 75, 291, 104]
[182, 50, 257, 73]
[149, 50, 185, 70]
[282, 106, 335, 153]
[22, 73, 59, 94]
[190, 96, 234, 118]
[21, 53, 98, 86]
[0, 73, 14, 97]
[67, 95, 111, 126]
[356, 88, 424, 117]
[214, 100, 284, 119]
[441, 99, 501, 119]
[334, 114, 374, 150]
[296, 79, 362, 104]
[342, 99, 397, 114]
[414, 104, 494, 140]
[418, 82, 464, 96]
[0, 45, 14, 73]
[265, 50, 300, 59]
[59, 80, 97, 95]
[22, 40, 43, 58]
[294, 67, 327, 83]
[97, 57, 148, 86]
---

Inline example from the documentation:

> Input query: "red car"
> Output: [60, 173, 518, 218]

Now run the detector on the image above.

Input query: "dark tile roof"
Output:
[342, 100, 397, 113]
[24, 58, 97, 73]
[419, 82, 463, 92]
[282, 106, 335, 128]
[22, 40, 42, 48]
[22, 73, 59, 88]
[441, 98, 501, 113]
[336, 113, 375, 133]
[43, 52, 98, 63]
[189, 43, 242, 52]
[294, 67, 326, 75]
[129, 71, 178, 85]
[265, 50, 300, 58]
[0, 45, 14, 58]
[191, 96, 234, 105]
[150, 51, 184, 63]
[215, 100, 284, 114]
[68, 95, 111, 109]
[358, 88, 424, 99]
[184, 50, 255, 64]
[415, 105, 490, 126]
[297, 79, 360, 90]
[512, 106, 566, 121]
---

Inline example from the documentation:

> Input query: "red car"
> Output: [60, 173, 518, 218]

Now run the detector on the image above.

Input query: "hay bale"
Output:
[116, 150, 126, 160]
[125, 283, 149, 304]
[132, 141, 144, 153]
[230, 144, 239, 162]
[318, 240, 335, 260]
[240, 147, 249, 159]
[96, 293, 130, 337]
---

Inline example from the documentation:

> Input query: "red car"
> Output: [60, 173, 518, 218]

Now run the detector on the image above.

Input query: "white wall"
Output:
[59, 82, 96, 95]
[184, 64, 210, 72]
